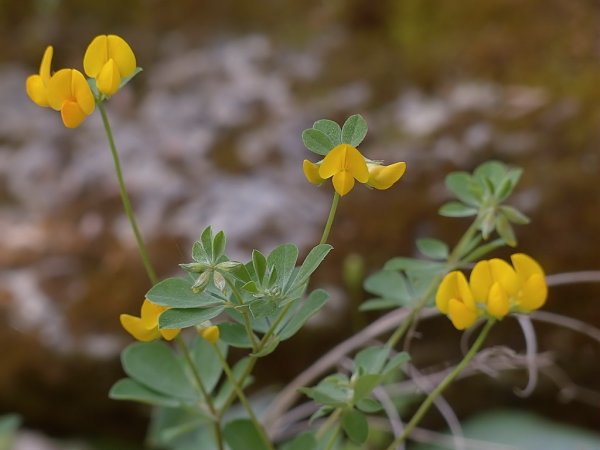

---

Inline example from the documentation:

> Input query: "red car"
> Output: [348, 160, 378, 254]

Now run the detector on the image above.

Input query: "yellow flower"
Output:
[83, 34, 136, 96]
[199, 325, 220, 344]
[366, 162, 407, 190]
[511, 253, 547, 312]
[318, 144, 369, 196]
[303, 160, 326, 186]
[120, 299, 180, 342]
[46, 69, 95, 128]
[26, 46, 53, 107]
[436, 271, 479, 330]
[436, 253, 548, 330]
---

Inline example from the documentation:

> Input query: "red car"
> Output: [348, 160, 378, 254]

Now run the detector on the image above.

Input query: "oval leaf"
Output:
[416, 238, 449, 260]
[159, 305, 224, 329]
[302, 128, 334, 155]
[146, 277, 224, 308]
[341, 409, 369, 445]
[109, 378, 181, 407]
[313, 119, 342, 146]
[341, 114, 368, 147]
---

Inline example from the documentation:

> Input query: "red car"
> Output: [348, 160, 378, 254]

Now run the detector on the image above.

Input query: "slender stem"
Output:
[97, 101, 157, 284]
[315, 408, 342, 440]
[322, 424, 341, 450]
[225, 276, 259, 351]
[320, 192, 340, 245]
[385, 318, 495, 450]
[176, 336, 224, 450]
[214, 345, 274, 450]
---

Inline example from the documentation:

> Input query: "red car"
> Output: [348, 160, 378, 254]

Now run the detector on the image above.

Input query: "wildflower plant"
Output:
[26, 34, 596, 450]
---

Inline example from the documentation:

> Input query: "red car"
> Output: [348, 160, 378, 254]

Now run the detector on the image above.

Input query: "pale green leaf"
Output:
[313, 119, 342, 146]
[109, 378, 181, 407]
[302, 128, 334, 155]
[146, 277, 224, 308]
[341, 114, 368, 147]
[158, 306, 224, 329]
[341, 409, 369, 445]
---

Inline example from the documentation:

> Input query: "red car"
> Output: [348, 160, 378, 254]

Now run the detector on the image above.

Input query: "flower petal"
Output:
[107, 34, 136, 78]
[160, 328, 181, 341]
[83, 35, 109, 78]
[511, 253, 545, 284]
[367, 162, 407, 190]
[436, 271, 473, 313]
[448, 298, 478, 330]
[40, 45, 53, 85]
[47, 69, 74, 111]
[96, 59, 121, 96]
[140, 299, 164, 328]
[489, 258, 519, 296]
[72, 69, 95, 114]
[319, 144, 345, 179]
[487, 282, 509, 319]
[120, 314, 161, 342]
[200, 325, 220, 344]
[518, 274, 547, 312]
[303, 160, 325, 185]
[345, 145, 369, 183]
[61, 100, 87, 128]
[26, 75, 49, 107]
[470, 260, 494, 303]
[332, 170, 355, 196]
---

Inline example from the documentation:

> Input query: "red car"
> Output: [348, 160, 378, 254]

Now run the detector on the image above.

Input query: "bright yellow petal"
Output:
[518, 274, 547, 312]
[489, 259, 519, 296]
[61, 100, 87, 128]
[140, 299, 164, 328]
[436, 271, 473, 313]
[160, 328, 181, 341]
[470, 260, 494, 304]
[367, 162, 407, 190]
[26, 75, 49, 107]
[72, 69, 96, 114]
[107, 34, 136, 78]
[96, 59, 121, 96]
[487, 282, 509, 319]
[345, 145, 369, 183]
[47, 69, 73, 111]
[40, 45, 53, 84]
[200, 325, 220, 344]
[332, 170, 355, 196]
[448, 298, 478, 330]
[83, 35, 109, 78]
[511, 253, 545, 284]
[303, 160, 325, 185]
[319, 144, 345, 179]
[120, 314, 161, 342]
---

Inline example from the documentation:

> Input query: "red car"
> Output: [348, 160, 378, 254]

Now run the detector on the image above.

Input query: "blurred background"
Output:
[1, 0, 600, 448]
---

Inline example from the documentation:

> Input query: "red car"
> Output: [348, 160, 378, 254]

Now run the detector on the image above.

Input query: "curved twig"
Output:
[513, 315, 538, 397]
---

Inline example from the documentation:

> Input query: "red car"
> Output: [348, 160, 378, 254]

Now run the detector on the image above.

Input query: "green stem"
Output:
[385, 318, 495, 450]
[214, 345, 274, 450]
[176, 336, 224, 450]
[322, 424, 340, 450]
[225, 277, 259, 351]
[97, 101, 157, 284]
[320, 192, 340, 245]
[315, 408, 342, 440]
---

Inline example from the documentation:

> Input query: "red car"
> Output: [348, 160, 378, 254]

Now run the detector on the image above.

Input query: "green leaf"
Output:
[341, 114, 368, 147]
[121, 341, 197, 400]
[383, 351, 411, 374]
[356, 398, 383, 413]
[309, 405, 334, 424]
[500, 205, 530, 225]
[496, 214, 517, 247]
[439, 201, 478, 217]
[302, 128, 334, 155]
[474, 161, 507, 186]
[191, 337, 227, 393]
[354, 346, 390, 374]
[301, 375, 351, 408]
[252, 250, 267, 284]
[480, 209, 496, 239]
[359, 297, 403, 311]
[250, 336, 280, 357]
[109, 378, 181, 407]
[159, 305, 224, 329]
[218, 322, 254, 348]
[119, 66, 143, 89]
[341, 409, 369, 445]
[383, 257, 445, 273]
[416, 238, 449, 260]
[267, 243, 299, 292]
[146, 277, 224, 308]
[224, 419, 270, 450]
[249, 299, 278, 319]
[214, 357, 253, 409]
[281, 431, 318, 450]
[353, 374, 382, 403]
[278, 289, 329, 340]
[212, 231, 226, 260]
[313, 119, 342, 146]
[445, 172, 480, 206]
[363, 270, 410, 302]
[291, 244, 333, 288]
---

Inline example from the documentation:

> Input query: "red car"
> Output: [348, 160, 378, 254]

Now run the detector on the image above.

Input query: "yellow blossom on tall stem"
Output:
[120, 299, 180, 342]
[47, 68, 95, 128]
[436, 271, 479, 330]
[366, 161, 407, 190]
[318, 144, 369, 196]
[83, 34, 136, 97]
[25, 46, 53, 107]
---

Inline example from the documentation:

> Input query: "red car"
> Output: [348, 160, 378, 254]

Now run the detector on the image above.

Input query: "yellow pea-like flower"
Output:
[47, 69, 95, 128]
[511, 253, 547, 312]
[436, 271, 479, 330]
[303, 160, 326, 186]
[26, 46, 53, 107]
[199, 325, 220, 344]
[469, 258, 518, 320]
[318, 144, 369, 196]
[84, 34, 136, 96]
[366, 162, 407, 190]
[120, 299, 180, 342]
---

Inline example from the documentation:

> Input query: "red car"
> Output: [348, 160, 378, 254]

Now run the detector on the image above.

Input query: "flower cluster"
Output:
[304, 143, 407, 196]
[120, 299, 180, 342]
[436, 253, 547, 330]
[26, 34, 137, 128]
